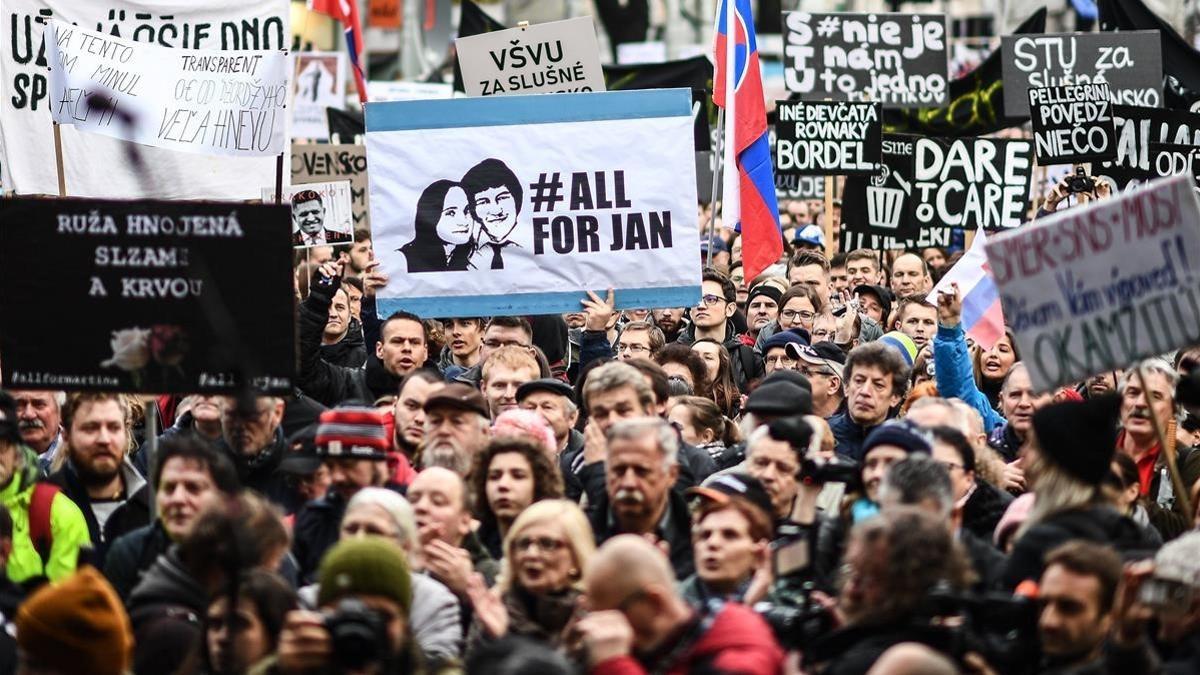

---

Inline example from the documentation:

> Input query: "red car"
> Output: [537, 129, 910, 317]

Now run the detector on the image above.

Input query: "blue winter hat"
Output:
[794, 224, 825, 247]
[761, 328, 811, 352]
[861, 420, 933, 460]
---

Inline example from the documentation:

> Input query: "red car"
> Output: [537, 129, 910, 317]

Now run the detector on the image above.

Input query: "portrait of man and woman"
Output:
[400, 158, 524, 272]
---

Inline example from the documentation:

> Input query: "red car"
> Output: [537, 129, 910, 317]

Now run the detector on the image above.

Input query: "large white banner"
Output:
[365, 89, 701, 318]
[47, 20, 287, 156]
[985, 173, 1200, 392]
[1, 0, 288, 197]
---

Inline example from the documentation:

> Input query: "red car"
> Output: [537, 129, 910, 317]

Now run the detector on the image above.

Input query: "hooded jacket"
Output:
[318, 317, 367, 368]
[127, 547, 207, 675]
[216, 426, 299, 514]
[1001, 504, 1161, 591]
[0, 446, 89, 583]
[589, 602, 783, 675]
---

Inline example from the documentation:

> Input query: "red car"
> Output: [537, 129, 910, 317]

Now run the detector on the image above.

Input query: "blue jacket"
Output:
[933, 324, 1005, 432]
[829, 412, 881, 461]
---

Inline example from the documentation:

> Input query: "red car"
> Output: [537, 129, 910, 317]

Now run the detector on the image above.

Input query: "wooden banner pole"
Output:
[52, 122, 67, 197]
[824, 175, 835, 259]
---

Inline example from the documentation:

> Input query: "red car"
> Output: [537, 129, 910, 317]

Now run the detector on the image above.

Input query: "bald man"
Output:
[889, 253, 931, 298]
[575, 535, 783, 674]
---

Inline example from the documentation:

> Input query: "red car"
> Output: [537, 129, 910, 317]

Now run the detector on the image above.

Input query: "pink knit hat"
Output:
[491, 408, 557, 456]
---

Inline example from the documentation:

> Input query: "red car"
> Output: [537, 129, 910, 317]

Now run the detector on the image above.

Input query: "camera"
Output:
[919, 584, 1041, 673]
[324, 598, 388, 670]
[1065, 166, 1095, 194]
[767, 417, 860, 487]
[755, 581, 836, 650]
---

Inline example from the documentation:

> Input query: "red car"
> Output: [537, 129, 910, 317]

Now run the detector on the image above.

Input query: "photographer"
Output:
[1109, 531, 1200, 673]
[272, 538, 452, 675]
[1038, 168, 1112, 217]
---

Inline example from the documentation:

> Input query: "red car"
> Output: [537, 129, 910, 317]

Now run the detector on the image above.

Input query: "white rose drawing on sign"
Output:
[101, 328, 151, 371]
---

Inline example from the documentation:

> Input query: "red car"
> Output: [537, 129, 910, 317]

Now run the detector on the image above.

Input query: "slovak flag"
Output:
[309, 0, 369, 104]
[713, 0, 781, 284]
[926, 228, 1006, 349]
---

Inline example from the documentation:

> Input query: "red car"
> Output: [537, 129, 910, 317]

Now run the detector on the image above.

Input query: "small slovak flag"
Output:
[926, 227, 1006, 349]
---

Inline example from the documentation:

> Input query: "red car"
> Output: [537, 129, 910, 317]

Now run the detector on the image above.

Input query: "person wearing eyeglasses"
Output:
[790, 342, 847, 419]
[676, 269, 764, 393]
[464, 499, 594, 655]
[217, 395, 295, 511]
[614, 321, 664, 363]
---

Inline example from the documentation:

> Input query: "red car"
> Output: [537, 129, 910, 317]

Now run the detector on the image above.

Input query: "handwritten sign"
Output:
[46, 20, 287, 156]
[365, 89, 699, 317]
[841, 134, 953, 251]
[456, 17, 605, 97]
[0, 198, 294, 394]
[292, 143, 370, 231]
[1001, 31, 1163, 116]
[986, 174, 1200, 391]
[774, 100, 881, 176]
[783, 12, 948, 107]
[1099, 105, 1200, 190]
[1029, 83, 1117, 165]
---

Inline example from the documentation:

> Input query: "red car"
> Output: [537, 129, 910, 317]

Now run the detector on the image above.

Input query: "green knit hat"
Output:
[317, 538, 413, 614]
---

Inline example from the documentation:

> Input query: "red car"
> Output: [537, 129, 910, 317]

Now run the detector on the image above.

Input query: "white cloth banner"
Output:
[47, 20, 287, 156]
[365, 89, 701, 318]
[985, 173, 1200, 392]
[0, 0, 288, 197]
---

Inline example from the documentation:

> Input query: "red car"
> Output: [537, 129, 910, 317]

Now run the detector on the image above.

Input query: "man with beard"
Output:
[1035, 541, 1124, 672]
[1116, 360, 1200, 541]
[217, 394, 297, 513]
[292, 406, 395, 582]
[48, 393, 149, 557]
[11, 391, 64, 471]
[421, 384, 491, 476]
[652, 307, 687, 343]
[589, 417, 694, 579]
[336, 230, 374, 278]
[391, 371, 445, 460]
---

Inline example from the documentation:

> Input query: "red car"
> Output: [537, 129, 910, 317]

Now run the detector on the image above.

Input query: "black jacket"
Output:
[829, 412, 888, 461]
[588, 487, 695, 580]
[47, 460, 151, 561]
[127, 548, 207, 675]
[216, 427, 301, 514]
[961, 479, 1012, 545]
[676, 322, 764, 394]
[1001, 505, 1161, 591]
[298, 275, 406, 406]
[1144, 443, 1200, 542]
[103, 522, 173, 601]
[292, 491, 349, 584]
[318, 317, 367, 368]
[960, 528, 1006, 591]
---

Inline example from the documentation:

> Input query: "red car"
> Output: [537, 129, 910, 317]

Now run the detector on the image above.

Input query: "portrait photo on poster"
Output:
[265, 180, 355, 248]
[400, 157, 523, 272]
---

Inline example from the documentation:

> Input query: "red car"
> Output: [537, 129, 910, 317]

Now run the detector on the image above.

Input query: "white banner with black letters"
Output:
[0, 0, 288, 198]
[456, 16, 605, 97]
[365, 89, 700, 317]
[47, 20, 287, 156]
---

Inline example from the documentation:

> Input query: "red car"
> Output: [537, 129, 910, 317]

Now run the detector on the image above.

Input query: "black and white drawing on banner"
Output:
[782, 12, 948, 107]
[400, 158, 523, 272]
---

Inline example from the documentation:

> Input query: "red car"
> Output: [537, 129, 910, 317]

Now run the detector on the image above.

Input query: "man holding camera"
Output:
[274, 537, 451, 674]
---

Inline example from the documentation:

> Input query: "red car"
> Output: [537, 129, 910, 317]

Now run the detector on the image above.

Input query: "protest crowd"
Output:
[6, 0, 1200, 674]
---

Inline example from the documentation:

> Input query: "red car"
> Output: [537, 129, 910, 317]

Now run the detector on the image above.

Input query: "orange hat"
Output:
[16, 567, 133, 675]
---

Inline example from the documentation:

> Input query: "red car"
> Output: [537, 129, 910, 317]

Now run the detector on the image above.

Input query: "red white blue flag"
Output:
[310, 0, 369, 104]
[713, 0, 781, 284]
[926, 228, 1006, 349]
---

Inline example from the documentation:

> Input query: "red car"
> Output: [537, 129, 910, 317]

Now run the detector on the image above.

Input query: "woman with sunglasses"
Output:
[464, 500, 595, 655]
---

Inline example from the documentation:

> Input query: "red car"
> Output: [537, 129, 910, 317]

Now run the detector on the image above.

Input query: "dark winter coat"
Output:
[588, 487, 695, 580]
[127, 548, 207, 675]
[318, 317, 366, 368]
[103, 521, 173, 601]
[47, 459, 151, 562]
[961, 479, 1012, 545]
[216, 427, 300, 514]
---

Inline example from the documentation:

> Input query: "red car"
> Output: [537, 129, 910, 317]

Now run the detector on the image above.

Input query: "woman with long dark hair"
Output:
[400, 179, 477, 272]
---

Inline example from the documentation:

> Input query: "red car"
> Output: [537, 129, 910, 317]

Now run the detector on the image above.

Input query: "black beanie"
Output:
[1032, 394, 1121, 486]
[747, 283, 783, 306]
[527, 314, 568, 364]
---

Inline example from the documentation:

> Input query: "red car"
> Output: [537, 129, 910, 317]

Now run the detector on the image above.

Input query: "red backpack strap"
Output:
[29, 482, 60, 567]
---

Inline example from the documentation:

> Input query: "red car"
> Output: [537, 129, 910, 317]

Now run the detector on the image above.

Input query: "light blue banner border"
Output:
[365, 88, 693, 132]
[377, 285, 700, 319]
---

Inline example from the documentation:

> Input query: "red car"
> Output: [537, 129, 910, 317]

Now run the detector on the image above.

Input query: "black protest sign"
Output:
[1029, 84, 1118, 165]
[1098, 105, 1200, 189]
[783, 12, 949, 108]
[604, 56, 715, 151]
[1147, 143, 1200, 188]
[775, 173, 826, 201]
[841, 134, 949, 250]
[1000, 31, 1163, 116]
[911, 136, 1032, 230]
[0, 199, 294, 394]
[774, 100, 881, 176]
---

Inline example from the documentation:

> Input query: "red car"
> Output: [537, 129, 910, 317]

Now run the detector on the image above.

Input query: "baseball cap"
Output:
[743, 380, 812, 416]
[423, 383, 489, 418]
[516, 378, 575, 404]
[787, 341, 846, 376]
[853, 284, 893, 321]
[794, 224, 825, 247]
[688, 473, 774, 522]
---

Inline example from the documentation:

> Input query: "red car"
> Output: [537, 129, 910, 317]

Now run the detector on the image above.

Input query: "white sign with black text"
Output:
[456, 17, 606, 97]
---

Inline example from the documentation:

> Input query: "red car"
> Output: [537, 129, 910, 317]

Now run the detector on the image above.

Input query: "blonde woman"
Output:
[464, 499, 595, 654]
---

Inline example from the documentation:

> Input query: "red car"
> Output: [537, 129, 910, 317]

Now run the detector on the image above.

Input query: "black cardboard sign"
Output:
[1029, 83, 1118, 165]
[774, 100, 882, 176]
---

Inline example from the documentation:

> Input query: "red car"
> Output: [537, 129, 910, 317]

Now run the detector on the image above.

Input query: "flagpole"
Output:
[706, 108, 724, 270]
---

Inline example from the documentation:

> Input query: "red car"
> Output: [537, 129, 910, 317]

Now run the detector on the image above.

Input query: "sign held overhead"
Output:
[456, 16, 606, 97]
